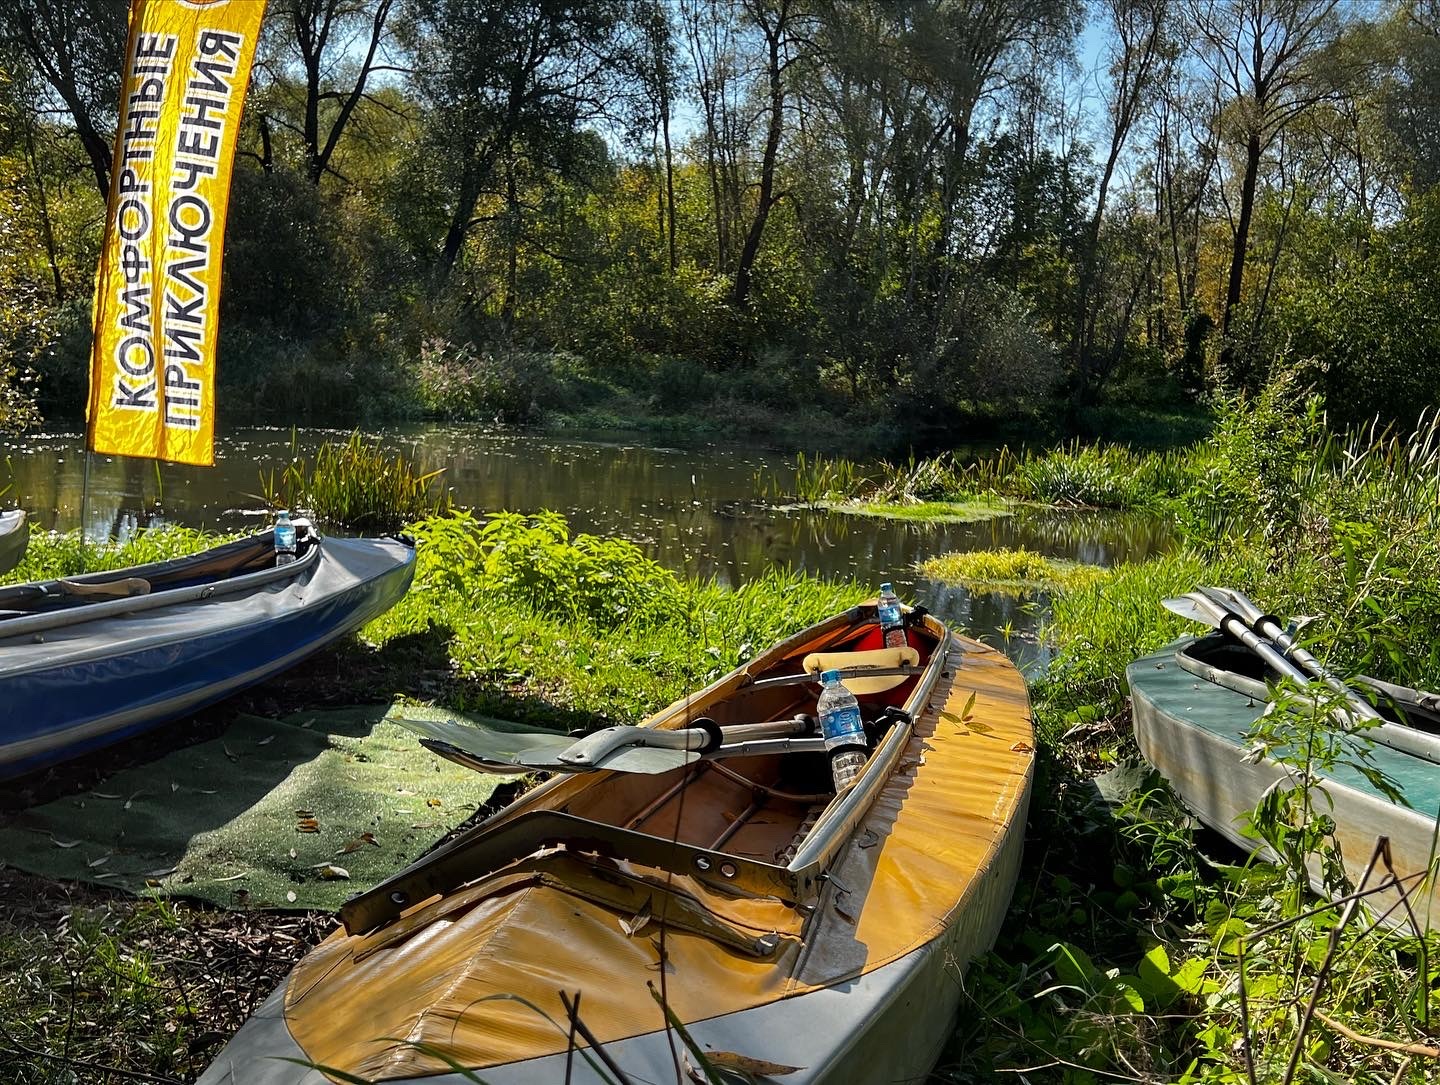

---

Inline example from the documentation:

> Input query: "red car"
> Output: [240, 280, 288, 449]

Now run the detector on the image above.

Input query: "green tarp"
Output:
[0, 705, 519, 910]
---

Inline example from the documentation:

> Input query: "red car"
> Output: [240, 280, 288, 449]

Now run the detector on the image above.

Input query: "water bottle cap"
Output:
[278, 510, 291, 521]
[820, 669, 841, 684]
[880, 582, 893, 592]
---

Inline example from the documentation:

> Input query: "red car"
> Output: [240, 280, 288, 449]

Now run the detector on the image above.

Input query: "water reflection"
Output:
[2, 425, 1172, 669]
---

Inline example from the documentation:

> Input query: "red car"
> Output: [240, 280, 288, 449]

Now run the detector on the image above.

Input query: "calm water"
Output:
[2, 425, 1173, 669]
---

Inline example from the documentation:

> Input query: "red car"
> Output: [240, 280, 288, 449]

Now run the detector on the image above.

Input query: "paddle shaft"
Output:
[1180, 592, 1440, 766]
[1201, 588, 1381, 722]
[557, 716, 809, 767]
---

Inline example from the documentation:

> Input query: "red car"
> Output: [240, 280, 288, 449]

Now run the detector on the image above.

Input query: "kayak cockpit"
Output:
[0, 529, 319, 638]
[345, 609, 949, 936]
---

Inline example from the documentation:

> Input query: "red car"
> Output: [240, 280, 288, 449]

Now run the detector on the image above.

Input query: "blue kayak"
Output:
[0, 528, 414, 778]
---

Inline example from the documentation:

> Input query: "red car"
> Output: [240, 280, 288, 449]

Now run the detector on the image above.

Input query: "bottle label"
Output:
[877, 603, 902, 627]
[821, 705, 864, 746]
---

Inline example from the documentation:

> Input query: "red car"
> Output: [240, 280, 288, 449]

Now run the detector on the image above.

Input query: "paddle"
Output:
[1161, 593, 1328, 703]
[391, 713, 816, 775]
[1163, 591, 1440, 766]
[1196, 587, 1378, 721]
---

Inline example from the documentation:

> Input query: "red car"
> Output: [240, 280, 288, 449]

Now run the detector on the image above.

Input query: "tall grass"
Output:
[255, 431, 451, 532]
[764, 443, 1199, 513]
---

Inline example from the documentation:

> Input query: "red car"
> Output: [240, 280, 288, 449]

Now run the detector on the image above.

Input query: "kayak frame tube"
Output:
[340, 619, 950, 934]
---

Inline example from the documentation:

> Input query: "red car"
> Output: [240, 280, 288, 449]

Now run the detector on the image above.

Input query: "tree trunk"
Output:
[731, 7, 787, 311]
[1220, 129, 1261, 383]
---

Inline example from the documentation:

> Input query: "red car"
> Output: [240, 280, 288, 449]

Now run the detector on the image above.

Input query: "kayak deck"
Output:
[235, 607, 1035, 1083]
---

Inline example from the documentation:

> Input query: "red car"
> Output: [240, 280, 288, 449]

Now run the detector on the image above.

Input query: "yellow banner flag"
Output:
[86, 0, 266, 467]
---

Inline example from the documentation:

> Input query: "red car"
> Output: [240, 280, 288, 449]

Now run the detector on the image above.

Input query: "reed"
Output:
[254, 431, 451, 532]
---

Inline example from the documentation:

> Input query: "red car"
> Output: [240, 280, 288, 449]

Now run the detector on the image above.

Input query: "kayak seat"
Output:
[802, 646, 920, 695]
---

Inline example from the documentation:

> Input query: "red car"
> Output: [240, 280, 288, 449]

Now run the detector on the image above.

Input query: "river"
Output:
[1, 425, 1172, 669]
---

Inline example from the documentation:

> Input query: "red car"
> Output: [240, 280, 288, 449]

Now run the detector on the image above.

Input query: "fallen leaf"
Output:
[339, 832, 379, 854]
[285, 891, 297, 904]
[123, 789, 147, 810]
[92, 791, 121, 800]
[256, 734, 275, 746]
[49, 836, 81, 849]
[214, 872, 248, 882]
[143, 867, 177, 878]
[300, 718, 316, 728]
[288, 848, 298, 860]
[968, 720, 993, 734]
[195, 788, 218, 795]
[311, 864, 349, 880]
[426, 798, 442, 808]
[87, 854, 111, 868]
[295, 808, 315, 818]
[706, 1052, 805, 1076]
[1010, 741, 1033, 753]
[170, 782, 180, 793]
[296, 818, 320, 833]
[222, 743, 238, 762]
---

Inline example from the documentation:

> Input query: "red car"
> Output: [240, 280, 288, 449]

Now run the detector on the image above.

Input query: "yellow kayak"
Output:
[199, 602, 1033, 1084]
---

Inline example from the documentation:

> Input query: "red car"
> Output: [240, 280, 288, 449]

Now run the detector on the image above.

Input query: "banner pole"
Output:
[79, 447, 92, 545]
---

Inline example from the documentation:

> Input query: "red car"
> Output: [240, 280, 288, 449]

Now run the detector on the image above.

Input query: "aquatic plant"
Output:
[254, 431, 451, 532]
[919, 547, 1109, 595]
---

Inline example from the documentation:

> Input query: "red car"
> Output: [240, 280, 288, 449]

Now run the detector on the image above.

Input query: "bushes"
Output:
[416, 340, 564, 423]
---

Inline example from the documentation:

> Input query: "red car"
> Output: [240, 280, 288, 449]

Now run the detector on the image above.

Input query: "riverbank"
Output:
[5, 391, 1439, 1082]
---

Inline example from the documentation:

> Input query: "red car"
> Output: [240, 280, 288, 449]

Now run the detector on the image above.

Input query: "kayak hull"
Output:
[1129, 634, 1440, 929]
[0, 509, 28, 576]
[199, 608, 1034, 1084]
[0, 534, 415, 778]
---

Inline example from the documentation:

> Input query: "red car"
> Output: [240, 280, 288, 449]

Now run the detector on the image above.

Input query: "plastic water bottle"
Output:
[817, 669, 867, 790]
[274, 510, 297, 565]
[877, 582, 906, 648]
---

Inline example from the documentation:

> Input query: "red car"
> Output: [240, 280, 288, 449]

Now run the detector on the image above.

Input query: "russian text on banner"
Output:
[86, 0, 266, 467]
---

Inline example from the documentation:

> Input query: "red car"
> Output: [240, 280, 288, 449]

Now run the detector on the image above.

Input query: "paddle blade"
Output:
[391, 714, 573, 770]
[393, 714, 700, 775]
[1161, 594, 1221, 627]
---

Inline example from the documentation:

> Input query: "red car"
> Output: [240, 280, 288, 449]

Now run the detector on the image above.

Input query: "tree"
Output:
[270, 0, 398, 185]
[400, 0, 633, 282]
[0, 0, 124, 200]
[1072, 0, 1170, 399]
[1188, 0, 1352, 383]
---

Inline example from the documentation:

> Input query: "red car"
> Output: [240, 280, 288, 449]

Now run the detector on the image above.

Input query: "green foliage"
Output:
[416, 339, 563, 424]
[1182, 376, 1326, 557]
[920, 547, 1110, 595]
[370, 510, 865, 723]
[254, 432, 451, 532]
[411, 509, 679, 628]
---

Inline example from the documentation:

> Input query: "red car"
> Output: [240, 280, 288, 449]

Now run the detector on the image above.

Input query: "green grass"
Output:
[919, 547, 1110, 594]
